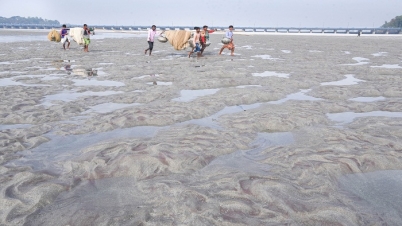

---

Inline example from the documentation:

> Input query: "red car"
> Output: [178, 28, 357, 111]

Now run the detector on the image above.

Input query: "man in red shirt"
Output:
[200, 25, 216, 56]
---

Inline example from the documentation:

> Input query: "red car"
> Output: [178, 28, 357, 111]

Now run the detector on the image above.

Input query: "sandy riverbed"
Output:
[1, 30, 402, 225]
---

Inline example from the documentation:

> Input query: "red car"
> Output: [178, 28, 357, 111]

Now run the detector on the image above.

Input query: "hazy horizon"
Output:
[1, 0, 401, 28]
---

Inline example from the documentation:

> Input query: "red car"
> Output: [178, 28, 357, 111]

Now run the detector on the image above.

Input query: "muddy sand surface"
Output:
[1, 30, 402, 225]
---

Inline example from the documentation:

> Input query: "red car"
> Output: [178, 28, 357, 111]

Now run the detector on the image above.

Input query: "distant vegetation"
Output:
[382, 15, 402, 28]
[0, 16, 60, 25]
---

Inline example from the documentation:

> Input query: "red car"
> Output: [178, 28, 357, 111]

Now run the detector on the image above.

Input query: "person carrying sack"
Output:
[60, 24, 70, 50]
[219, 25, 235, 56]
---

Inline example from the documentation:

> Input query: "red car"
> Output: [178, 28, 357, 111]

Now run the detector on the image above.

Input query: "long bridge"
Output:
[1, 24, 401, 35]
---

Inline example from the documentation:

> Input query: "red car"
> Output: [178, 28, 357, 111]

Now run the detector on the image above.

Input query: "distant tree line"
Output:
[0, 16, 60, 25]
[382, 15, 402, 28]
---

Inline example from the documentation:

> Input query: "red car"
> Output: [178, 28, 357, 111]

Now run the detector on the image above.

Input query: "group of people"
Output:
[59, 24, 92, 51]
[187, 25, 217, 58]
[59, 24, 235, 56]
[146, 24, 235, 57]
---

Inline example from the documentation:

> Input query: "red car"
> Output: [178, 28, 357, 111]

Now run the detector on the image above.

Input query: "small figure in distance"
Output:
[83, 24, 91, 52]
[188, 27, 202, 58]
[219, 25, 235, 56]
[145, 25, 165, 56]
[60, 24, 70, 50]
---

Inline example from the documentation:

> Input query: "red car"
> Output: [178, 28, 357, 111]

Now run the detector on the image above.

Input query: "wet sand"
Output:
[1, 30, 402, 225]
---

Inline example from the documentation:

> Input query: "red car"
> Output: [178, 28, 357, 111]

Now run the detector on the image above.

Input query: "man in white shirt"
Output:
[219, 25, 235, 56]
[145, 25, 164, 56]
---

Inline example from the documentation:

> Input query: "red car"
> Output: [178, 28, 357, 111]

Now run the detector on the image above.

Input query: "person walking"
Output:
[188, 27, 202, 58]
[200, 25, 216, 56]
[83, 24, 91, 52]
[145, 25, 164, 56]
[219, 25, 235, 56]
[60, 24, 70, 50]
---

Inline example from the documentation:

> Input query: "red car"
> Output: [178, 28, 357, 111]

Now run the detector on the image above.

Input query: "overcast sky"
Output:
[0, 0, 401, 28]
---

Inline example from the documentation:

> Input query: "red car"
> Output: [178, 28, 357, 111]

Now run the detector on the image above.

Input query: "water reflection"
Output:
[73, 68, 98, 77]
[343, 57, 370, 66]
[83, 102, 141, 114]
[327, 111, 402, 124]
[349, 96, 386, 102]
[339, 170, 402, 224]
[0, 124, 32, 130]
[269, 89, 322, 104]
[252, 71, 290, 78]
[146, 81, 172, 86]
[321, 74, 365, 86]
[251, 55, 281, 60]
[39, 90, 124, 106]
[370, 64, 402, 69]
[201, 132, 294, 175]
[172, 89, 220, 102]
[7, 125, 162, 172]
[64, 64, 72, 74]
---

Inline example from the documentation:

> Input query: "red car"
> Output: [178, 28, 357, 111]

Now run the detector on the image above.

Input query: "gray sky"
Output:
[0, 0, 401, 27]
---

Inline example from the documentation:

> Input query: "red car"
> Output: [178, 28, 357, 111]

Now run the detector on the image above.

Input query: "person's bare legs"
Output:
[67, 41, 70, 49]
[188, 47, 194, 58]
[219, 45, 227, 55]
[200, 43, 206, 56]
[145, 47, 152, 55]
[230, 46, 235, 56]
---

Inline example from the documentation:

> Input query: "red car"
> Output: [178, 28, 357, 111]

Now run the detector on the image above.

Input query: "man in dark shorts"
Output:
[145, 25, 164, 56]
[83, 24, 91, 52]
